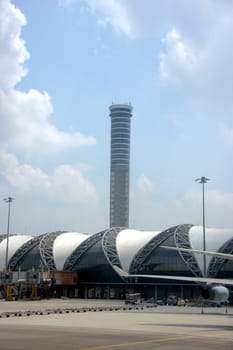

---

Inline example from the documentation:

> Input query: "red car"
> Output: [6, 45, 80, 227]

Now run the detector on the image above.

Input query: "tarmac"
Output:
[0, 299, 232, 349]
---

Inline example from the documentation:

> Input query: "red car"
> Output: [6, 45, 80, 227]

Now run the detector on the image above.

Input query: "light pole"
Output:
[3, 197, 15, 272]
[195, 177, 210, 277]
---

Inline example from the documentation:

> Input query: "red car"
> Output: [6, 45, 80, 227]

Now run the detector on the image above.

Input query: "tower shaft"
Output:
[109, 104, 133, 228]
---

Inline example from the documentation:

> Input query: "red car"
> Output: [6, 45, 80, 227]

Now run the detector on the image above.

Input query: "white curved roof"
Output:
[0, 235, 33, 271]
[116, 229, 159, 272]
[189, 226, 233, 274]
[53, 232, 90, 270]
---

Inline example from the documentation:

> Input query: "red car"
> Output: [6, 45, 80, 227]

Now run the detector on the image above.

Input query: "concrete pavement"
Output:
[0, 299, 232, 349]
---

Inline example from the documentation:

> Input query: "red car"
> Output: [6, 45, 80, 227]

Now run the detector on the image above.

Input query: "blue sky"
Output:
[0, 0, 233, 235]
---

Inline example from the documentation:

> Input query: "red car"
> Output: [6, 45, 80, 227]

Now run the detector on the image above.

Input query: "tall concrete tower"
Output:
[109, 103, 133, 228]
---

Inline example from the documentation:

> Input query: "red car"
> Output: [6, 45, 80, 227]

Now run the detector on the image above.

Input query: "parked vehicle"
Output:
[177, 298, 186, 306]
[125, 293, 141, 305]
[166, 295, 177, 305]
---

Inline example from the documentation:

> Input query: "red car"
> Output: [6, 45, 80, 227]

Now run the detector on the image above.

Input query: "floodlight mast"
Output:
[3, 197, 15, 272]
[195, 177, 210, 277]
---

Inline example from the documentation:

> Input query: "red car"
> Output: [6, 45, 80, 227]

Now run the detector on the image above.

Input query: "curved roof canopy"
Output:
[0, 225, 232, 278]
[0, 235, 33, 271]
[189, 226, 233, 273]
[53, 232, 90, 270]
[116, 229, 159, 272]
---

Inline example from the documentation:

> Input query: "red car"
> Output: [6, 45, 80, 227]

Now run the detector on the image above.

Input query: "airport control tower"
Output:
[109, 103, 133, 228]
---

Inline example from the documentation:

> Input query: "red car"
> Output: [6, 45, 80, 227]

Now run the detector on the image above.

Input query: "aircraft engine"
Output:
[202, 285, 229, 302]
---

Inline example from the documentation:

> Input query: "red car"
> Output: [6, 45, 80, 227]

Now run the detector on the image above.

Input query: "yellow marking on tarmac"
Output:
[80, 334, 195, 350]
[80, 330, 233, 350]
[202, 331, 233, 341]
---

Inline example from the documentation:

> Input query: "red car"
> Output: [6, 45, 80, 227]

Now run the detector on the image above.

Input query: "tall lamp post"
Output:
[195, 177, 210, 277]
[3, 197, 15, 272]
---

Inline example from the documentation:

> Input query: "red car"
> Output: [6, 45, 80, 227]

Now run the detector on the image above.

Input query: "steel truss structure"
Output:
[63, 230, 107, 271]
[102, 227, 122, 267]
[40, 231, 66, 271]
[174, 224, 202, 277]
[129, 225, 183, 274]
[8, 235, 44, 271]
[208, 236, 233, 277]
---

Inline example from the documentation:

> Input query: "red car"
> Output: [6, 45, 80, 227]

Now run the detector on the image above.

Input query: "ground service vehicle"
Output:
[125, 293, 141, 305]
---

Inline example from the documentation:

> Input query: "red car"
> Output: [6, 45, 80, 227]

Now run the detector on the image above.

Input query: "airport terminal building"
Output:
[0, 224, 233, 302]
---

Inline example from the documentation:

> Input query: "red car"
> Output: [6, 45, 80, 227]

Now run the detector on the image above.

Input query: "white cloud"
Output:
[156, 4, 233, 116]
[159, 22, 233, 115]
[90, 0, 207, 39]
[0, 0, 98, 206]
[173, 189, 233, 224]
[88, 0, 132, 36]
[0, 150, 49, 191]
[135, 175, 154, 195]
[0, 88, 96, 155]
[50, 164, 97, 203]
[131, 185, 233, 230]
[0, 0, 29, 90]
[0, 150, 97, 203]
[159, 29, 200, 87]
[75, 0, 233, 116]
[75, 0, 218, 39]
[0, 0, 96, 156]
